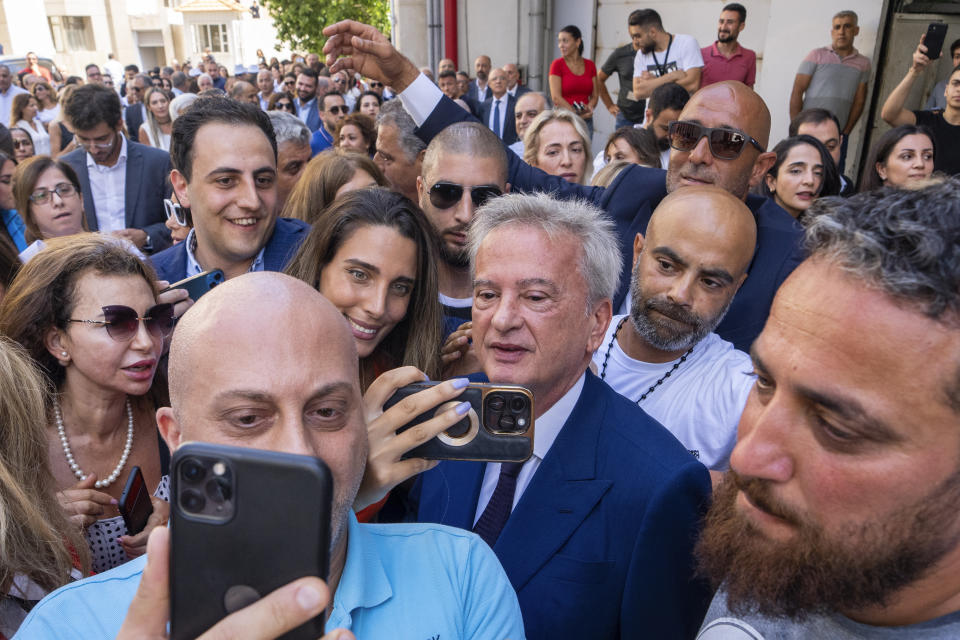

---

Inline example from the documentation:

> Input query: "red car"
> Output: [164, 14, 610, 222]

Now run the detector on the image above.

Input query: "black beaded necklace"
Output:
[599, 317, 694, 404]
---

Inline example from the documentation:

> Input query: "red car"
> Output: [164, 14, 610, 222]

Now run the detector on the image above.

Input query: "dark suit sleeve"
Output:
[416, 94, 606, 205]
[621, 460, 713, 639]
[139, 151, 173, 253]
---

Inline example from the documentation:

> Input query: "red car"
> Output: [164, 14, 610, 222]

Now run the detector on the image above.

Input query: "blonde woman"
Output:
[32, 81, 59, 126]
[522, 109, 593, 184]
[0, 336, 88, 636]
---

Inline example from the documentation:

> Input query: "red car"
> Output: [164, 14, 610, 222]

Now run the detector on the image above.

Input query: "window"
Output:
[192, 24, 229, 53]
[48, 16, 95, 53]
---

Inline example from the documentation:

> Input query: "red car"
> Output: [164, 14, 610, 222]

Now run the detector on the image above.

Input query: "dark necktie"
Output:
[493, 99, 502, 138]
[472, 461, 524, 547]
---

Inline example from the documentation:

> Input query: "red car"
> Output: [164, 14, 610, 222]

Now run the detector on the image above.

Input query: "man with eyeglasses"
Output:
[324, 20, 804, 354]
[478, 68, 517, 144]
[310, 93, 348, 154]
[416, 122, 508, 339]
[85, 64, 103, 86]
[123, 74, 150, 143]
[60, 84, 172, 253]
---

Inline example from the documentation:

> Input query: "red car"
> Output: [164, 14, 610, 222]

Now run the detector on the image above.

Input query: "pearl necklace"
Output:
[54, 397, 134, 489]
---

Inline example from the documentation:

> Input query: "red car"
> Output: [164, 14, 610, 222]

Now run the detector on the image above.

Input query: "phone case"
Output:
[162, 269, 224, 302]
[385, 382, 535, 462]
[118, 466, 153, 535]
[169, 442, 332, 640]
[926, 23, 948, 60]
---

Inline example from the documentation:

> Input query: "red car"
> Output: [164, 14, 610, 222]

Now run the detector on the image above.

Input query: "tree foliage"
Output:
[261, 0, 391, 54]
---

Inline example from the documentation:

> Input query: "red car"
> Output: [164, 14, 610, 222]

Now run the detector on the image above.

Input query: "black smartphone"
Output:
[118, 466, 153, 536]
[169, 442, 332, 640]
[926, 23, 948, 61]
[161, 269, 224, 302]
[384, 382, 535, 462]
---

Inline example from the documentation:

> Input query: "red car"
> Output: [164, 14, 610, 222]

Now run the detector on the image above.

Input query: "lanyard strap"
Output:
[651, 34, 674, 77]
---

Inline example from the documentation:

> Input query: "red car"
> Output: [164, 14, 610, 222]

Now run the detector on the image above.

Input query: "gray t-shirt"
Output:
[699, 589, 960, 639]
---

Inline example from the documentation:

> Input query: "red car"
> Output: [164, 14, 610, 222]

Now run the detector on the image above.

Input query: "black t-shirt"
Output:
[601, 43, 646, 123]
[914, 109, 960, 175]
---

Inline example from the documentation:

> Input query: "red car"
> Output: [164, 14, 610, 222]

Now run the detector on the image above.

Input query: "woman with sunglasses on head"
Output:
[32, 81, 59, 127]
[267, 91, 296, 114]
[760, 135, 840, 221]
[356, 90, 383, 119]
[283, 150, 388, 225]
[10, 127, 35, 164]
[11, 94, 50, 156]
[860, 124, 936, 192]
[0, 234, 173, 572]
[285, 187, 443, 390]
[523, 109, 592, 184]
[13, 156, 89, 263]
[138, 87, 173, 151]
[336, 112, 377, 156]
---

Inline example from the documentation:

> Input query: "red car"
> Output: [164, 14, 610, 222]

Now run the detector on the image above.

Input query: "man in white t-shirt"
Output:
[592, 186, 755, 470]
[631, 9, 703, 100]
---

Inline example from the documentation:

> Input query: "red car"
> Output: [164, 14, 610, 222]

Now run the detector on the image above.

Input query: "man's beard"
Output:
[655, 134, 671, 152]
[629, 259, 730, 351]
[696, 470, 960, 621]
[640, 42, 656, 54]
[437, 229, 470, 268]
[718, 30, 736, 43]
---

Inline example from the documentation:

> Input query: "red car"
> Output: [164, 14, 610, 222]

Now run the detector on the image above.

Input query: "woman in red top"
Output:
[549, 25, 600, 135]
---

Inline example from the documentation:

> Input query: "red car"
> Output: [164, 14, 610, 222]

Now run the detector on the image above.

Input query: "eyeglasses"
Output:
[129, 86, 143, 93]
[77, 134, 116, 151]
[283, 79, 295, 85]
[276, 101, 293, 110]
[370, 81, 384, 89]
[429, 182, 502, 210]
[667, 121, 765, 160]
[29, 182, 77, 204]
[326, 105, 348, 115]
[68, 304, 175, 341]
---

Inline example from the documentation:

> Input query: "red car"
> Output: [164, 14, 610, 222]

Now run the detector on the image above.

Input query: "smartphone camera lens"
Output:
[510, 396, 526, 413]
[498, 414, 517, 431]
[487, 395, 505, 411]
[181, 489, 206, 514]
[181, 458, 206, 483]
[206, 478, 232, 504]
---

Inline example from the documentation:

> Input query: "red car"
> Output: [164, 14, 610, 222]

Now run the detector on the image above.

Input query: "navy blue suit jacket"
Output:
[416, 371, 712, 639]
[466, 80, 490, 105]
[415, 95, 805, 352]
[149, 217, 310, 282]
[296, 98, 321, 133]
[61, 140, 173, 253]
[478, 93, 518, 144]
[124, 104, 146, 143]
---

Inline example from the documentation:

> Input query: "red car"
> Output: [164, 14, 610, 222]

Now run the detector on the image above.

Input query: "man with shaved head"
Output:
[322, 21, 804, 353]
[17, 272, 525, 639]
[592, 187, 756, 471]
[229, 80, 259, 105]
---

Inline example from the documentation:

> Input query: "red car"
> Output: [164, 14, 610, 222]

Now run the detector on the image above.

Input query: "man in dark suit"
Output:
[465, 54, 491, 104]
[504, 63, 530, 98]
[478, 68, 518, 145]
[321, 20, 805, 354]
[61, 84, 172, 252]
[123, 74, 149, 142]
[415, 192, 712, 639]
[294, 68, 322, 132]
[151, 96, 308, 283]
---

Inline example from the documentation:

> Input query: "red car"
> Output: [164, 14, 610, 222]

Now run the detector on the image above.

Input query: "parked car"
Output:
[0, 56, 64, 84]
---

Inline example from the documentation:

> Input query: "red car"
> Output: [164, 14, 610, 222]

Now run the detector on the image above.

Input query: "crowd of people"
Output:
[0, 5, 958, 640]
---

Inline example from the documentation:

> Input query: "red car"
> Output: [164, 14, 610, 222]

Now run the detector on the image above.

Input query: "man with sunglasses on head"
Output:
[123, 74, 150, 143]
[310, 92, 348, 154]
[323, 20, 803, 354]
[417, 122, 508, 340]
[61, 84, 172, 253]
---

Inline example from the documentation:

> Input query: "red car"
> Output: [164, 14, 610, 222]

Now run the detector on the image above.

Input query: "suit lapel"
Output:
[417, 460, 486, 530]
[494, 372, 613, 591]
[124, 143, 142, 228]
[76, 158, 98, 231]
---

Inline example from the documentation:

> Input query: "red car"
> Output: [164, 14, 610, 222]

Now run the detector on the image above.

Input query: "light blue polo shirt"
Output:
[14, 513, 526, 639]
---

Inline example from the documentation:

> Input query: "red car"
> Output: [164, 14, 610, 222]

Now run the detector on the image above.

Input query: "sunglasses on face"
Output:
[326, 105, 348, 115]
[29, 182, 77, 204]
[667, 121, 765, 160]
[429, 182, 502, 210]
[284, 79, 295, 85]
[68, 304, 175, 342]
[277, 101, 293, 110]
[370, 81, 384, 88]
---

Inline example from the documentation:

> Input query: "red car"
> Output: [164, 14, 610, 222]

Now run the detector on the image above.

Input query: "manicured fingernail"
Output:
[110, 499, 119, 505]
[455, 401, 471, 415]
[296, 583, 323, 610]
[451, 378, 469, 389]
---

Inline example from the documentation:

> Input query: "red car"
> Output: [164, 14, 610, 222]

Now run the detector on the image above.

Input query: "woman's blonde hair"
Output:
[522, 109, 593, 183]
[282, 150, 387, 224]
[0, 336, 89, 592]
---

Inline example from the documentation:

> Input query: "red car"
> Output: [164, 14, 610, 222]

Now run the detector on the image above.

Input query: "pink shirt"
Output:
[700, 43, 756, 88]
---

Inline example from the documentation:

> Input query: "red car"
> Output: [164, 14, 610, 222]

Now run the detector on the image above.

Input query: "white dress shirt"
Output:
[0, 85, 28, 127]
[487, 95, 508, 139]
[86, 134, 128, 233]
[473, 373, 586, 525]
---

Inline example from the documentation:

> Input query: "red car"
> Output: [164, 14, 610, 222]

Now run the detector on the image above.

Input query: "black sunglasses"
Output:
[68, 304, 175, 342]
[277, 101, 293, 110]
[667, 121, 765, 160]
[429, 182, 502, 210]
[327, 105, 348, 115]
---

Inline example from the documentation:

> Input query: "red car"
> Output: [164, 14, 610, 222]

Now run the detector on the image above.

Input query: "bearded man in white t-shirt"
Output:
[631, 8, 704, 99]
[592, 186, 755, 472]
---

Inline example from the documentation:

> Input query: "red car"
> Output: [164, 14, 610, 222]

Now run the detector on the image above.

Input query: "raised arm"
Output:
[881, 37, 931, 127]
